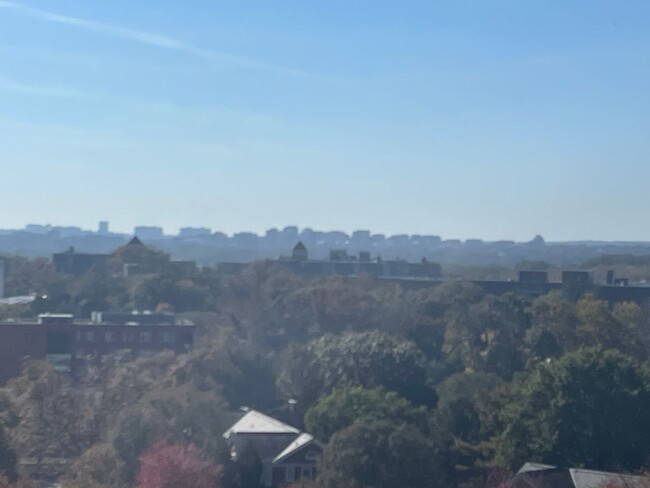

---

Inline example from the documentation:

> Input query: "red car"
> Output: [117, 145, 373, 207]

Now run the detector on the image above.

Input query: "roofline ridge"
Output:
[223, 409, 300, 438]
[247, 409, 300, 431]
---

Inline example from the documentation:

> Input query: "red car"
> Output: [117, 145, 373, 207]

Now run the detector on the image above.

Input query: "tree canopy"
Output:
[304, 387, 427, 442]
[278, 331, 436, 409]
[3, 255, 650, 487]
[495, 347, 650, 471]
[318, 419, 449, 488]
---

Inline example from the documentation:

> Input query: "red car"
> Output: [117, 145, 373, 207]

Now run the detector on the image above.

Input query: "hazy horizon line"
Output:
[4, 222, 650, 245]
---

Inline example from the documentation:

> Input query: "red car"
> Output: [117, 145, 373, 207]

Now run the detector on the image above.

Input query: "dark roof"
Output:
[293, 241, 306, 251]
[508, 468, 574, 488]
[223, 410, 320, 465]
[128, 236, 144, 246]
[509, 464, 650, 488]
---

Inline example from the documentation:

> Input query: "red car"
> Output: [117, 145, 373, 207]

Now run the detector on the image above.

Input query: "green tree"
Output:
[435, 371, 504, 444]
[278, 331, 435, 410]
[318, 419, 449, 488]
[304, 387, 427, 442]
[172, 329, 278, 411]
[611, 301, 650, 359]
[495, 347, 650, 471]
[430, 372, 506, 484]
[443, 293, 528, 378]
[575, 296, 622, 349]
[406, 281, 486, 362]
[400, 283, 485, 361]
[525, 291, 578, 360]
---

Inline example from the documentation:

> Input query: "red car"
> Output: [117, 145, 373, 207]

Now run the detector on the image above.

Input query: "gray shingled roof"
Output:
[223, 410, 300, 438]
[510, 464, 650, 488]
[273, 433, 319, 464]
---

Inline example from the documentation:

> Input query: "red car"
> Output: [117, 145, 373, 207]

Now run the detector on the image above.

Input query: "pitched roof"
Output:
[511, 464, 650, 488]
[273, 433, 319, 463]
[293, 241, 306, 251]
[569, 468, 648, 488]
[223, 410, 300, 438]
[518, 463, 558, 474]
[509, 468, 574, 488]
[128, 236, 144, 246]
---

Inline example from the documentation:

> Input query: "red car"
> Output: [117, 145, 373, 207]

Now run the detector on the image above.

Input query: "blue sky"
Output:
[1, 1, 650, 241]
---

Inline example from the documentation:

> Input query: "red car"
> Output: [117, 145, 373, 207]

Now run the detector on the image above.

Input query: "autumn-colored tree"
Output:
[60, 443, 124, 488]
[5, 360, 96, 460]
[135, 441, 222, 488]
[3, 256, 57, 297]
[109, 382, 228, 481]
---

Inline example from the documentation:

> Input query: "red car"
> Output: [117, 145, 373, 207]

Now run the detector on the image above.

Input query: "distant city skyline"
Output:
[2, 1, 650, 241]
[2, 220, 648, 244]
[4, 219, 650, 270]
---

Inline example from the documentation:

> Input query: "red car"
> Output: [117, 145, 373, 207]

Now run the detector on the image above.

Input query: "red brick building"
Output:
[0, 312, 195, 384]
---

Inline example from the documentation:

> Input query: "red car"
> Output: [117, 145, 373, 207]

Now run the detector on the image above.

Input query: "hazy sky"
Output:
[1, 1, 650, 241]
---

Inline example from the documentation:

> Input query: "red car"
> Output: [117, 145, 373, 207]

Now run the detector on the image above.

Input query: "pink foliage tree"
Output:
[135, 441, 223, 488]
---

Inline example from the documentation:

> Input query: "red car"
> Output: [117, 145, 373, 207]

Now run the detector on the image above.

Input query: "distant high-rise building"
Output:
[265, 228, 280, 246]
[178, 227, 211, 238]
[352, 230, 371, 246]
[53, 226, 84, 238]
[284, 226, 298, 234]
[352, 230, 371, 240]
[25, 224, 52, 234]
[134, 226, 164, 240]
[98, 221, 109, 234]
[233, 232, 259, 247]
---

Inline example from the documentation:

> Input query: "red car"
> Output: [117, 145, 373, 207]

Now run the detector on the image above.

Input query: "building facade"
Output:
[276, 243, 442, 279]
[0, 312, 195, 385]
[52, 247, 110, 275]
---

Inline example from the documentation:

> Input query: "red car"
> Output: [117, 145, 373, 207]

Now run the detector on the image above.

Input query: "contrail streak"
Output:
[0, 0, 311, 77]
